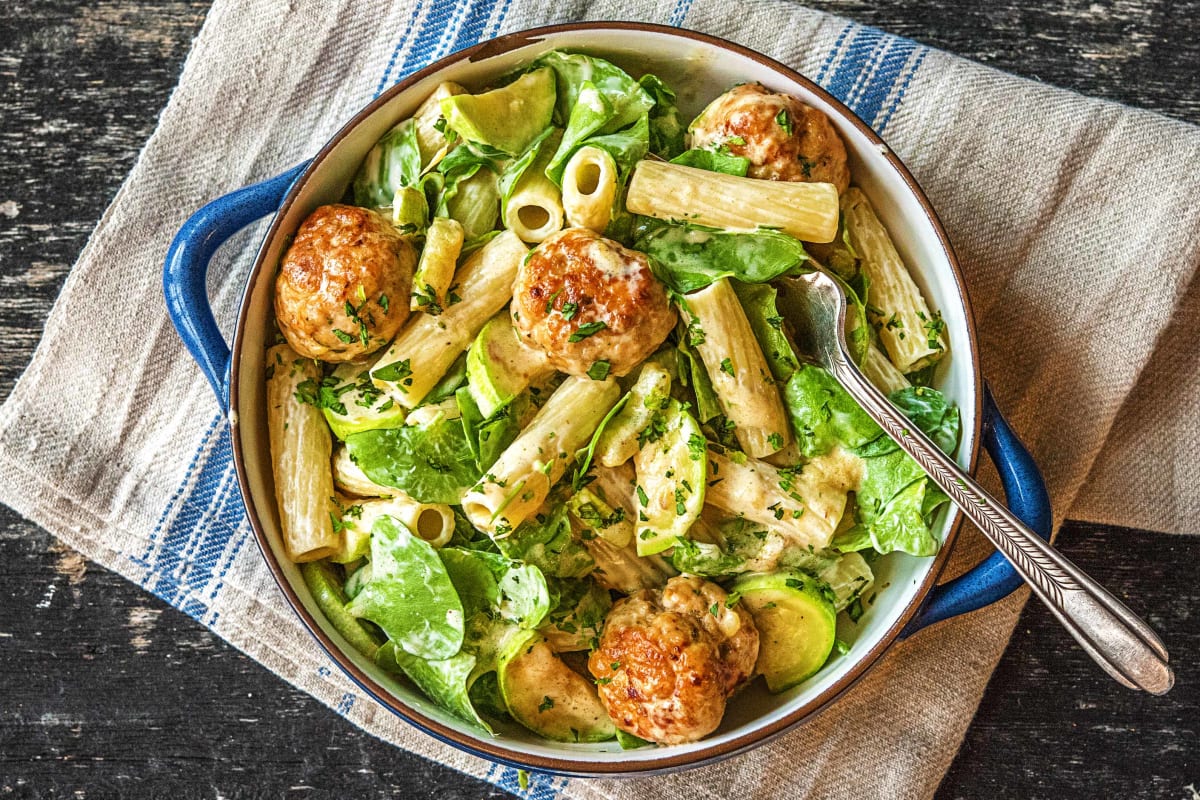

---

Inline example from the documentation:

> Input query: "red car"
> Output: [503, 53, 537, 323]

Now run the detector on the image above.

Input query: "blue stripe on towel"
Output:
[137, 412, 248, 625]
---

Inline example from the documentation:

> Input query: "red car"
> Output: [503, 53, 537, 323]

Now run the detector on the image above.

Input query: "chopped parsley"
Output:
[686, 433, 707, 462]
[411, 283, 443, 315]
[373, 359, 413, 384]
[294, 375, 354, 415]
[342, 299, 372, 347]
[719, 357, 735, 377]
[767, 432, 784, 450]
[776, 108, 792, 135]
[561, 301, 579, 321]
[379, 293, 390, 314]
[636, 485, 649, 506]
[586, 360, 611, 381]
[538, 696, 555, 713]
[568, 320, 606, 342]
[545, 289, 562, 314]
[709, 602, 719, 617]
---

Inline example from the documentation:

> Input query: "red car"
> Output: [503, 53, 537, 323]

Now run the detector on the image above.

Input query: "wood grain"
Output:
[0, 1, 1197, 798]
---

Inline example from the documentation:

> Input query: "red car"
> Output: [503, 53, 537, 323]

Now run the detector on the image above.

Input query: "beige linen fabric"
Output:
[0, 1, 1196, 798]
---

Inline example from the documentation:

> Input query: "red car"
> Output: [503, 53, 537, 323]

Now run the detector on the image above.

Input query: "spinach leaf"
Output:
[347, 516, 464, 660]
[440, 547, 552, 630]
[540, 577, 611, 651]
[636, 224, 811, 293]
[498, 127, 558, 224]
[456, 387, 525, 473]
[352, 118, 423, 208]
[345, 417, 481, 504]
[732, 281, 800, 382]
[669, 148, 750, 176]
[584, 114, 650, 180]
[496, 503, 594, 580]
[888, 386, 961, 456]
[783, 363, 883, 457]
[638, 74, 686, 159]
[529, 51, 654, 183]
[376, 640, 488, 730]
[864, 478, 940, 556]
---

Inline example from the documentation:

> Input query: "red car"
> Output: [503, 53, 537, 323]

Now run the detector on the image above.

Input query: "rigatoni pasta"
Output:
[265, 343, 339, 563]
[370, 230, 527, 407]
[410, 216, 464, 312]
[842, 187, 947, 372]
[462, 376, 621, 535]
[562, 146, 618, 232]
[686, 278, 791, 458]
[627, 159, 840, 242]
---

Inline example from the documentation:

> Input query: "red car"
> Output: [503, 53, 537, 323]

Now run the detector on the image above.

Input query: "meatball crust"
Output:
[588, 577, 760, 744]
[689, 83, 850, 194]
[275, 204, 414, 362]
[511, 228, 676, 377]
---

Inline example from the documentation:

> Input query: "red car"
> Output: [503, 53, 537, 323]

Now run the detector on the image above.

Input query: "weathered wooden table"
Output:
[1, 1, 1196, 797]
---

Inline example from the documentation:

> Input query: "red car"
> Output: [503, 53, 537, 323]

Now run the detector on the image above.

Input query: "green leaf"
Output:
[347, 516, 464, 659]
[440, 547, 552, 630]
[669, 148, 750, 176]
[783, 363, 884, 458]
[456, 387, 526, 473]
[636, 224, 811, 293]
[866, 478, 940, 556]
[376, 640, 489, 730]
[345, 417, 481, 504]
[496, 503, 595, 579]
[888, 386, 960, 456]
[638, 74, 686, 159]
[498, 127, 559, 225]
[353, 118, 423, 207]
[731, 281, 799, 382]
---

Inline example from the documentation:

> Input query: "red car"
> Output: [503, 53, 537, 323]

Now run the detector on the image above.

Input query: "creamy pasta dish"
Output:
[266, 50, 959, 746]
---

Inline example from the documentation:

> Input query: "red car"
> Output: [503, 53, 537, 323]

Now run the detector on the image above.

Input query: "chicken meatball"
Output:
[689, 83, 850, 194]
[588, 576, 759, 744]
[275, 204, 414, 362]
[511, 228, 676, 377]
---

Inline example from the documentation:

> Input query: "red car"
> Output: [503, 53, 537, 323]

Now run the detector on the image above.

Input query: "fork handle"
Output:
[828, 355, 1174, 695]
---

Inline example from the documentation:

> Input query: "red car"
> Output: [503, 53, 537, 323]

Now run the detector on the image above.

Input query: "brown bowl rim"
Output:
[229, 20, 983, 777]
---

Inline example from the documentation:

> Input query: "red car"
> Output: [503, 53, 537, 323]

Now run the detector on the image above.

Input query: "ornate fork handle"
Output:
[827, 354, 1174, 695]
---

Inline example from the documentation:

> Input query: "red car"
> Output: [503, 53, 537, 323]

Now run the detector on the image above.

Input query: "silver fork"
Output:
[776, 270, 1174, 695]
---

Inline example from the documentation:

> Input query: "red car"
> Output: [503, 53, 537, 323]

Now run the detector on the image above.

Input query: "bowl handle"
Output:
[901, 383, 1052, 636]
[163, 162, 311, 408]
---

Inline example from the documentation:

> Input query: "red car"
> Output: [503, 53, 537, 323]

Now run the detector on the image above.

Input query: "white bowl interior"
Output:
[234, 27, 978, 768]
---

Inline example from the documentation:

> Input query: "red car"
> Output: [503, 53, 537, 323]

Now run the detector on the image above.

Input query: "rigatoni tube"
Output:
[861, 343, 912, 395]
[411, 216, 464, 313]
[370, 230, 527, 408]
[265, 343, 339, 563]
[705, 448, 860, 552]
[462, 376, 621, 536]
[562, 146, 618, 232]
[626, 159, 839, 242]
[685, 278, 791, 458]
[841, 187, 947, 372]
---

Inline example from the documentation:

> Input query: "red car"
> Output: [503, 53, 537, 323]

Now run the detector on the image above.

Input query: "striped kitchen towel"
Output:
[0, 1, 1196, 798]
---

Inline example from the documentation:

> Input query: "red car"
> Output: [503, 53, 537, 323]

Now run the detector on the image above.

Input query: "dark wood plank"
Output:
[0, 1, 1197, 798]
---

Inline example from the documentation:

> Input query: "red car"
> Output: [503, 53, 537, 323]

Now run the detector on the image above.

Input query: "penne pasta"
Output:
[265, 343, 339, 562]
[561, 146, 618, 232]
[841, 187, 947, 372]
[462, 376, 621, 536]
[685, 279, 791, 458]
[370, 230, 527, 408]
[626, 159, 839, 242]
[411, 216, 465, 313]
[704, 448, 861, 552]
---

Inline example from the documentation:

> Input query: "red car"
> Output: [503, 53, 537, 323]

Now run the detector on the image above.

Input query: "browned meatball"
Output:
[689, 83, 850, 194]
[588, 576, 759, 744]
[275, 204, 414, 362]
[511, 228, 676, 377]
